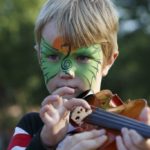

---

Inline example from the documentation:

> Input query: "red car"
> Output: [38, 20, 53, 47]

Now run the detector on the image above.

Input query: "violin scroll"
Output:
[71, 106, 92, 125]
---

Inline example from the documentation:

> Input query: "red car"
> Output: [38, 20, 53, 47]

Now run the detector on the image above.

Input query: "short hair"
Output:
[35, 0, 119, 61]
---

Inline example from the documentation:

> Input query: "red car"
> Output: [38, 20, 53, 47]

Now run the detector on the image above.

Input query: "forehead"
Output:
[42, 21, 73, 53]
[41, 21, 102, 54]
[42, 21, 59, 45]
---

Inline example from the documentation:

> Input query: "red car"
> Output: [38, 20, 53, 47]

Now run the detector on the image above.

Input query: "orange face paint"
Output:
[52, 36, 75, 54]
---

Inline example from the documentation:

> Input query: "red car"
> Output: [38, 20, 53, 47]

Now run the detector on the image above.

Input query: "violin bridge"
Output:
[71, 106, 92, 125]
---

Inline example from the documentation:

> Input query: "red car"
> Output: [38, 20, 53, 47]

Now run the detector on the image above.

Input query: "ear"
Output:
[34, 44, 39, 52]
[102, 51, 119, 76]
[34, 44, 41, 64]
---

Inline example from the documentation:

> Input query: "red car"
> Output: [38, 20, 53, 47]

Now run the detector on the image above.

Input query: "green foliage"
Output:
[103, 0, 150, 103]
[0, 0, 48, 109]
[102, 30, 150, 102]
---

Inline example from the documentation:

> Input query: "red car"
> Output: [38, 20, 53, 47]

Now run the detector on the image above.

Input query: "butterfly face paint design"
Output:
[40, 37, 103, 90]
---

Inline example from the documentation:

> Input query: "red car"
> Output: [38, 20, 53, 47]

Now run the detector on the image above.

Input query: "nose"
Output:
[60, 57, 75, 79]
[59, 69, 75, 79]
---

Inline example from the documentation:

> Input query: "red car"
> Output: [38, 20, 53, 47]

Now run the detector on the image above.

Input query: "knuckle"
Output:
[125, 142, 132, 149]
[66, 135, 72, 141]
[79, 141, 89, 149]
[72, 134, 81, 143]
[129, 147, 137, 150]
[126, 144, 134, 150]
[90, 129, 99, 136]
[64, 136, 72, 144]
[133, 139, 142, 145]
[73, 134, 79, 140]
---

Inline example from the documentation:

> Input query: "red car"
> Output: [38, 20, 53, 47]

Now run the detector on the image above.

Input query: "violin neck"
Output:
[85, 108, 150, 138]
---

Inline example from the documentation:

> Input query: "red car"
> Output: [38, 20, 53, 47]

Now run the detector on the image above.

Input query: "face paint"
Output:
[73, 45, 103, 89]
[40, 38, 73, 83]
[40, 38, 103, 90]
[61, 55, 73, 74]
[40, 38, 60, 83]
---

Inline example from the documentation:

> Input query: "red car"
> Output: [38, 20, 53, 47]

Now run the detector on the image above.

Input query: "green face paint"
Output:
[74, 45, 103, 89]
[40, 38, 103, 89]
[59, 44, 73, 74]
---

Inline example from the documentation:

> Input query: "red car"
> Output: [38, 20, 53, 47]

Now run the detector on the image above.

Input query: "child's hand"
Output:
[116, 107, 150, 150]
[116, 128, 150, 150]
[139, 107, 150, 125]
[40, 95, 68, 147]
[40, 87, 75, 146]
[40, 87, 91, 147]
[57, 129, 107, 150]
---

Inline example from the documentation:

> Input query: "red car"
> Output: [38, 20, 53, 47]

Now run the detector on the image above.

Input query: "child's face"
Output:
[40, 22, 107, 98]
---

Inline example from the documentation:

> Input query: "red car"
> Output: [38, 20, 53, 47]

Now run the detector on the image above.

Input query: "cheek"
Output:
[46, 77, 57, 93]
[92, 71, 102, 92]
[40, 57, 60, 84]
[76, 60, 103, 90]
[76, 64, 94, 88]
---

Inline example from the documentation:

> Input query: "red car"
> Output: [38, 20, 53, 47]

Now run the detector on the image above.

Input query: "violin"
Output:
[70, 90, 150, 150]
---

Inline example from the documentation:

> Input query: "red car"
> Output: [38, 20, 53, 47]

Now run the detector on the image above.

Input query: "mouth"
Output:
[58, 85, 78, 90]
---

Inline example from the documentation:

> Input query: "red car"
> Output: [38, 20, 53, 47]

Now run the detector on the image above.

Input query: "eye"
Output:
[47, 54, 60, 62]
[76, 55, 91, 63]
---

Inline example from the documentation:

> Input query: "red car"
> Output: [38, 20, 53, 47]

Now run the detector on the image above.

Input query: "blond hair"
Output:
[35, 0, 119, 61]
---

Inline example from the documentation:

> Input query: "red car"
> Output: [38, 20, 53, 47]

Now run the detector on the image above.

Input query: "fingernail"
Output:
[116, 136, 121, 141]
[101, 135, 107, 140]
[99, 129, 106, 135]
[121, 127, 127, 133]
[51, 95, 60, 99]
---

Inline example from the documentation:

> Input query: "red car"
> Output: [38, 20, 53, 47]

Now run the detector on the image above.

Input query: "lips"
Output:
[57, 85, 78, 89]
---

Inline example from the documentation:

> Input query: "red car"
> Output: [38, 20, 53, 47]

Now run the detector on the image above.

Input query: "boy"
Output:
[8, 0, 150, 150]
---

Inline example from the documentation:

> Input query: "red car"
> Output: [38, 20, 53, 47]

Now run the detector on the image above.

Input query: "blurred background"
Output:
[0, 0, 150, 149]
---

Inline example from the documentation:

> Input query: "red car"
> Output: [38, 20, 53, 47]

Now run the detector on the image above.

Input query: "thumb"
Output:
[63, 98, 91, 111]
[139, 107, 150, 125]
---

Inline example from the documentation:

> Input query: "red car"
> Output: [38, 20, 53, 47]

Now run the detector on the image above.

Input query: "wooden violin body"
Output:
[70, 90, 150, 150]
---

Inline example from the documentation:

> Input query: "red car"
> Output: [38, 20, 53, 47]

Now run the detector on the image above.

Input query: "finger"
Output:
[64, 98, 91, 111]
[40, 107, 54, 124]
[145, 139, 150, 150]
[116, 136, 127, 150]
[40, 105, 59, 124]
[42, 95, 63, 109]
[41, 95, 60, 106]
[41, 96, 69, 120]
[129, 129, 148, 149]
[72, 135, 107, 150]
[139, 107, 150, 125]
[63, 129, 106, 149]
[52, 87, 75, 96]
[40, 104, 56, 119]
[57, 99, 70, 119]
[121, 128, 137, 150]
[71, 129, 106, 144]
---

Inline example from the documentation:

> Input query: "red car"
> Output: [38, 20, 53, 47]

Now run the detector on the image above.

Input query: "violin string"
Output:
[88, 113, 150, 132]
[85, 108, 150, 138]
[86, 112, 150, 138]
[92, 108, 150, 130]
[93, 108, 150, 129]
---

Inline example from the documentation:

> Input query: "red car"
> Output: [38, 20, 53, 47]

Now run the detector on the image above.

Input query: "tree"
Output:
[0, 0, 48, 109]
[102, 0, 150, 102]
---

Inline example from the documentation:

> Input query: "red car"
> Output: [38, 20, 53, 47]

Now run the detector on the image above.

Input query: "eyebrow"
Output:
[73, 44, 101, 55]
[41, 37, 60, 53]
